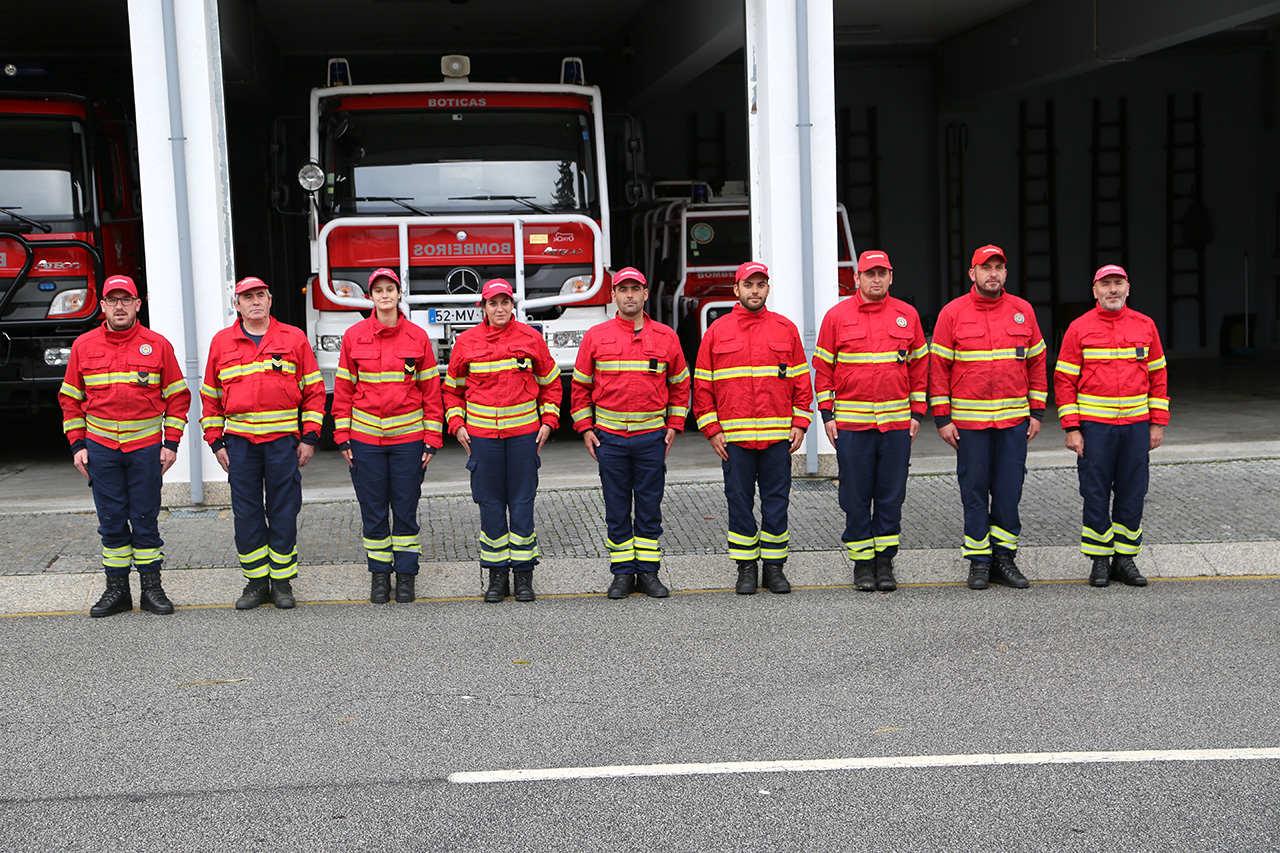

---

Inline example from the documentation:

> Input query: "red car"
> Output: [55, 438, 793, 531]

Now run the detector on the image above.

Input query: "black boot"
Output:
[852, 559, 876, 591]
[138, 572, 174, 615]
[606, 573, 635, 599]
[271, 578, 297, 609]
[370, 572, 391, 604]
[991, 551, 1030, 589]
[90, 575, 132, 618]
[874, 553, 897, 592]
[395, 573, 416, 603]
[635, 571, 670, 598]
[967, 559, 990, 590]
[761, 563, 791, 594]
[513, 571, 535, 602]
[235, 577, 270, 610]
[484, 570, 509, 603]
[1088, 556, 1112, 587]
[1111, 554, 1148, 587]
[735, 561, 758, 595]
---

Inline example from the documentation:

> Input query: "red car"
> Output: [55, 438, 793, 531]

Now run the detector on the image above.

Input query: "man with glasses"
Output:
[59, 275, 191, 617]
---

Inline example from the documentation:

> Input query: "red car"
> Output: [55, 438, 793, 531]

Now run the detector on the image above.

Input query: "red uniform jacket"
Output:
[569, 312, 690, 436]
[813, 292, 928, 431]
[929, 287, 1048, 429]
[692, 304, 814, 449]
[444, 319, 561, 439]
[1055, 305, 1169, 428]
[332, 313, 444, 448]
[59, 321, 190, 452]
[201, 318, 325, 445]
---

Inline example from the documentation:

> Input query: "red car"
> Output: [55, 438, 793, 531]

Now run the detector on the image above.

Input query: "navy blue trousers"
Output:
[1077, 420, 1150, 556]
[350, 439, 426, 575]
[722, 440, 791, 564]
[86, 440, 163, 576]
[956, 421, 1029, 562]
[597, 429, 667, 574]
[226, 434, 302, 580]
[468, 432, 540, 572]
[835, 428, 911, 560]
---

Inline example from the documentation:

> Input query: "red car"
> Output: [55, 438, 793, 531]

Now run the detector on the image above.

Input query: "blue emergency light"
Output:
[560, 57, 584, 86]
[327, 58, 352, 87]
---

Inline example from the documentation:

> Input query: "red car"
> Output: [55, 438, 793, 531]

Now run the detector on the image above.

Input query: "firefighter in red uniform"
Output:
[930, 244, 1048, 590]
[201, 276, 325, 610]
[814, 251, 927, 593]
[59, 274, 191, 617]
[693, 261, 813, 595]
[1056, 265, 1169, 587]
[570, 267, 690, 599]
[444, 279, 561, 603]
[333, 268, 444, 604]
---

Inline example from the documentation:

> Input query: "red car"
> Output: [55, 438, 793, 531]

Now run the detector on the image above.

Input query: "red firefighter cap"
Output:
[856, 250, 893, 272]
[102, 275, 138, 298]
[234, 276, 268, 295]
[368, 267, 401, 289]
[735, 261, 770, 282]
[612, 267, 646, 287]
[971, 244, 1007, 268]
[479, 278, 515, 303]
[1093, 264, 1129, 282]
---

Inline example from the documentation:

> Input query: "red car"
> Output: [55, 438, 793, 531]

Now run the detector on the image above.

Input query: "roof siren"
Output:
[327, 58, 352, 87]
[442, 55, 471, 81]
[560, 57, 585, 86]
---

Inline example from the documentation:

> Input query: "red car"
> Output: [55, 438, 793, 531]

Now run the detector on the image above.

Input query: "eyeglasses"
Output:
[101, 296, 137, 306]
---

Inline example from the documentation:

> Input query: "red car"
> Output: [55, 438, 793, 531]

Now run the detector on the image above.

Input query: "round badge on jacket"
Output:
[895, 317, 907, 327]
[139, 344, 153, 355]
[1013, 313, 1025, 324]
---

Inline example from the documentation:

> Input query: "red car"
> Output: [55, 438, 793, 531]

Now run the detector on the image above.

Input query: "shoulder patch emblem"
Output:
[896, 316, 908, 328]
[139, 344, 153, 355]
[1013, 313, 1025, 324]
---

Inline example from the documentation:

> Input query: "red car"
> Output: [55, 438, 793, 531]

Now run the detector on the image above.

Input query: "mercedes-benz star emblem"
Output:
[445, 267, 481, 294]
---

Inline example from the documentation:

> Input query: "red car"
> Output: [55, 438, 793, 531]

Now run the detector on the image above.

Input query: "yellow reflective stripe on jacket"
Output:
[1074, 393, 1150, 419]
[949, 397, 1031, 422]
[718, 416, 792, 443]
[1082, 347, 1147, 360]
[83, 371, 161, 388]
[698, 363, 807, 381]
[350, 370, 421, 384]
[200, 382, 222, 399]
[225, 408, 300, 435]
[217, 361, 298, 382]
[85, 414, 163, 443]
[832, 398, 911, 425]
[1055, 359, 1081, 376]
[162, 379, 188, 398]
[536, 364, 561, 385]
[572, 368, 593, 385]
[1147, 357, 1167, 371]
[942, 341, 1045, 362]
[594, 406, 666, 432]
[59, 381, 86, 401]
[464, 399, 539, 430]
[351, 407, 426, 437]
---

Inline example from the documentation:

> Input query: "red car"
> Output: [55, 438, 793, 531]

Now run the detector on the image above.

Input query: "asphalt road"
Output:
[1, 578, 1277, 851]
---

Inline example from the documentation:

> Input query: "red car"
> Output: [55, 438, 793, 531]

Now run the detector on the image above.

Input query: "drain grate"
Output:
[167, 507, 223, 519]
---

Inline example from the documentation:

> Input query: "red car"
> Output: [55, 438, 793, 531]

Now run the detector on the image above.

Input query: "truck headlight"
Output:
[560, 274, 593, 295]
[44, 346, 72, 366]
[298, 162, 325, 192]
[330, 279, 364, 300]
[317, 335, 343, 352]
[546, 330, 586, 349]
[47, 288, 88, 317]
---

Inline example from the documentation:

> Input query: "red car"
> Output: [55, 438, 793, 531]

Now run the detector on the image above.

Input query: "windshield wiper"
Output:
[351, 196, 431, 217]
[0, 207, 53, 233]
[449, 195, 553, 215]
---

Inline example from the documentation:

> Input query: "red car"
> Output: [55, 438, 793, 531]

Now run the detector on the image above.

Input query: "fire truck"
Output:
[637, 182, 858, 366]
[296, 56, 614, 390]
[0, 89, 143, 412]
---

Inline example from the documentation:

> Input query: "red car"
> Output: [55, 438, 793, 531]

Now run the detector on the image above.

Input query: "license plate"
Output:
[428, 307, 482, 325]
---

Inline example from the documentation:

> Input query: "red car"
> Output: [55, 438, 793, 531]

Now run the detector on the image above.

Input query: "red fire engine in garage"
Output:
[297, 56, 613, 390]
[0, 87, 143, 412]
[638, 182, 857, 366]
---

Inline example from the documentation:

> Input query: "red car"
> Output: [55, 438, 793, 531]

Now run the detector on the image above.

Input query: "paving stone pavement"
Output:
[4, 458, 1278, 575]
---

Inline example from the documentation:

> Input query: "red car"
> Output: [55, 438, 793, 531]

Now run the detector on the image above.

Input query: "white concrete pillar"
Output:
[745, 0, 838, 473]
[128, 0, 236, 504]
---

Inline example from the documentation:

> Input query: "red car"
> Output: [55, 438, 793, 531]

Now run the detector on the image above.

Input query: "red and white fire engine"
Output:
[638, 182, 858, 365]
[0, 87, 143, 412]
[297, 56, 614, 389]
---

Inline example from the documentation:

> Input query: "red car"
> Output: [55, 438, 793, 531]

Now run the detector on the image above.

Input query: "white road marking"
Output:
[448, 747, 1280, 784]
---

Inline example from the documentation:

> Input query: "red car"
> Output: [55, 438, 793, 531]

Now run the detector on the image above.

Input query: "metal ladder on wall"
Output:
[838, 105, 881, 255]
[944, 123, 968, 304]
[1165, 93, 1208, 348]
[1018, 100, 1060, 344]
[1090, 98, 1129, 272]
[687, 112, 729, 187]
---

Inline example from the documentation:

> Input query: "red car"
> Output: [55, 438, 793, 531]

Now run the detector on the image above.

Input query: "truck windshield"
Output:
[686, 214, 750, 268]
[323, 108, 597, 217]
[0, 116, 88, 222]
